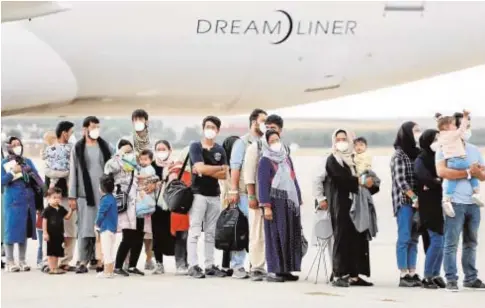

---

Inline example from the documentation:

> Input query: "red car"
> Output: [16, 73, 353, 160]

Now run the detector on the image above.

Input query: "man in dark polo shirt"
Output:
[187, 116, 229, 279]
[44, 121, 76, 271]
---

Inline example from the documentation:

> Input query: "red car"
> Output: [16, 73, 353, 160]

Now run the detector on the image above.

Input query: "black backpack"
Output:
[222, 136, 240, 169]
[215, 205, 249, 252]
[163, 153, 193, 214]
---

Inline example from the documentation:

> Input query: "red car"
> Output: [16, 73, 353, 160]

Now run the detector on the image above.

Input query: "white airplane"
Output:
[2, 1, 485, 117]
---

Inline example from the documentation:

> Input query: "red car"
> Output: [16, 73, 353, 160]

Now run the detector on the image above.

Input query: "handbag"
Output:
[116, 171, 134, 214]
[215, 203, 249, 252]
[163, 153, 193, 214]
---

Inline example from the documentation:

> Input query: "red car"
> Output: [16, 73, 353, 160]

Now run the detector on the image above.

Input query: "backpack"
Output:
[163, 153, 194, 214]
[222, 136, 240, 169]
[215, 204, 249, 252]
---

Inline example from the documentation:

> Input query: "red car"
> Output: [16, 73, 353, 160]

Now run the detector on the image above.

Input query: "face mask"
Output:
[204, 129, 217, 140]
[89, 128, 100, 140]
[259, 123, 267, 134]
[414, 133, 421, 145]
[12, 146, 22, 156]
[270, 142, 282, 152]
[123, 153, 135, 162]
[134, 121, 145, 132]
[335, 141, 349, 152]
[463, 129, 472, 141]
[68, 134, 77, 144]
[430, 142, 439, 152]
[156, 151, 169, 161]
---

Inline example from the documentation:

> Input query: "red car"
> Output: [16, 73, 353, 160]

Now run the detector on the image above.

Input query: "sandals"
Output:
[48, 268, 66, 275]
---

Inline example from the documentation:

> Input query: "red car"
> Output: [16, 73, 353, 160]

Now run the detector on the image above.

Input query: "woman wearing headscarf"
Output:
[150, 140, 190, 275]
[1, 137, 44, 272]
[104, 139, 151, 276]
[323, 129, 375, 287]
[414, 129, 445, 289]
[391, 121, 423, 287]
[257, 130, 302, 283]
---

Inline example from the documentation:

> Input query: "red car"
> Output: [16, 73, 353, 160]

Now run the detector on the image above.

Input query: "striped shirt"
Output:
[390, 148, 417, 215]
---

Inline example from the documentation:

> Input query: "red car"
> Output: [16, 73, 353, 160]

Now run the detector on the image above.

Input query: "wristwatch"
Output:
[466, 169, 472, 180]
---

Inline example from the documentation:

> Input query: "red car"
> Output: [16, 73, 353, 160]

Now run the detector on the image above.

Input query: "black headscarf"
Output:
[418, 129, 439, 173]
[393, 121, 420, 161]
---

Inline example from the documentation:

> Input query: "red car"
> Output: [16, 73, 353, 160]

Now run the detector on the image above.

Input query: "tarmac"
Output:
[1, 155, 485, 308]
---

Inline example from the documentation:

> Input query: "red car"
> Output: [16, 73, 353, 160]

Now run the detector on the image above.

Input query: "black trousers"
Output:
[115, 219, 145, 269]
[222, 250, 231, 268]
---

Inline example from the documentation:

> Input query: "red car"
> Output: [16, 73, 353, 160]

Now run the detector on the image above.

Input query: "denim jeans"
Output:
[230, 194, 249, 270]
[36, 229, 43, 265]
[424, 230, 443, 278]
[446, 158, 479, 196]
[444, 203, 481, 283]
[396, 204, 418, 270]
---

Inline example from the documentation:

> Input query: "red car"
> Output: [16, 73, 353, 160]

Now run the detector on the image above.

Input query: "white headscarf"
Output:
[332, 128, 356, 175]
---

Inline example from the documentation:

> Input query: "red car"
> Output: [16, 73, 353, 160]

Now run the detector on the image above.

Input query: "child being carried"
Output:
[435, 110, 483, 217]
[136, 149, 159, 217]
[353, 136, 373, 176]
[42, 131, 72, 188]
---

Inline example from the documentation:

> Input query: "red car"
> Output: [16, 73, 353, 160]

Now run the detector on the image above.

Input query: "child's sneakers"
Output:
[442, 199, 456, 218]
[472, 193, 484, 207]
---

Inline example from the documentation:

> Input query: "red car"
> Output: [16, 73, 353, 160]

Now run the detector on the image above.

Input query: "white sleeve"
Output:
[312, 156, 328, 202]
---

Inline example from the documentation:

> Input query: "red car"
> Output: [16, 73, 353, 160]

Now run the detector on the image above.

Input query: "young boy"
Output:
[42, 131, 72, 188]
[95, 174, 118, 278]
[354, 136, 372, 175]
[42, 187, 74, 274]
[137, 149, 157, 270]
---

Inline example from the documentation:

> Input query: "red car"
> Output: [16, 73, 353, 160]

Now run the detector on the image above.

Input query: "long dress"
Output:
[257, 156, 303, 274]
[324, 154, 376, 278]
[1, 158, 40, 244]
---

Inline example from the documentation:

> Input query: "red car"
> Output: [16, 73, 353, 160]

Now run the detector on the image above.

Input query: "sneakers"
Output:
[76, 264, 88, 274]
[221, 268, 234, 277]
[128, 267, 145, 276]
[446, 281, 459, 292]
[463, 278, 485, 290]
[205, 265, 227, 278]
[175, 266, 189, 276]
[114, 268, 130, 277]
[349, 277, 373, 286]
[266, 273, 285, 283]
[232, 268, 249, 279]
[153, 263, 165, 275]
[432, 276, 446, 289]
[472, 194, 484, 207]
[332, 277, 350, 287]
[188, 265, 205, 279]
[97, 272, 114, 279]
[19, 262, 31, 272]
[442, 200, 455, 217]
[280, 273, 299, 282]
[250, 270, 265, 282]
[145, 259, 156, 271]
[411, 274, 423, 287]
[6, 263, 20, 272]
[422, 278, 439, 289]
[399, 274, 417, 287]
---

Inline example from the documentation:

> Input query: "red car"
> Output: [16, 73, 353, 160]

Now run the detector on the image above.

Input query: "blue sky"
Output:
[272, 65, 485, 119]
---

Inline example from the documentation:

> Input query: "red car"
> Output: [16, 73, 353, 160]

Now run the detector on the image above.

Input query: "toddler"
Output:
[95, 174, 118, 278]
[435, 110, 483, 217]
[42, 131, 72, 188]
[354, 137, 373, 175]
[42, 187, 74, 274]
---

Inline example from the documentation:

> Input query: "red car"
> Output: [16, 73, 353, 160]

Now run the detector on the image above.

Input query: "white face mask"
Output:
[335, 141, 349, 152]
[68, 134, 77, 144]
[89, 128, 100, 140]
[12, 146, 22, 156]
[414, 133, 421, 145]
[259, 123, 267, 134]
[430, 142, 439, 152]
[463, 129, 472, 141]
[156, 151, 169, 161]
[134, 121, 145, 132]
[204, 129, 217, 140]
[270, 142, 282, 152]
[123, 153, 135, 162]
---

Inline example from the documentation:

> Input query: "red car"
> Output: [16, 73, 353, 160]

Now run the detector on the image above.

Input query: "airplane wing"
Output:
[1, 1, 70, 23]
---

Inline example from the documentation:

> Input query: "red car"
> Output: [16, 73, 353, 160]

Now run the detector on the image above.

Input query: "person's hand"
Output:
[463, 109, 470, 117]
[12, 165, 22, 173]
[145, 183, 156, 194]
[192, 165, 201, 175]
[470, 163, 482, 178]
[364, 177, 374, 188]
[228, 191, 239, 205]
[249, 197, 259, 209]
[264, 207, 273, 221]
[43, 233, 49, 242]
[319, 200, 329, 210]
[68, 198, 77, 210]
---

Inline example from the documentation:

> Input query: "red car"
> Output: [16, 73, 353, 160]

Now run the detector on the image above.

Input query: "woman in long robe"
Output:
[1, 137, 43, 272]
[324, 129, 376, 287]
[258, 130, 303, 283]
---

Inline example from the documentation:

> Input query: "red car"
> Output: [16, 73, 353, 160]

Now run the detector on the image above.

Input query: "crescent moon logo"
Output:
[271, 10, 293, 45]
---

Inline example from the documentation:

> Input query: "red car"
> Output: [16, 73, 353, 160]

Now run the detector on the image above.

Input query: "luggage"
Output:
[115, 171, 134, 213]
[215, 204, 249, 252]
[163, 154, 193, 214]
